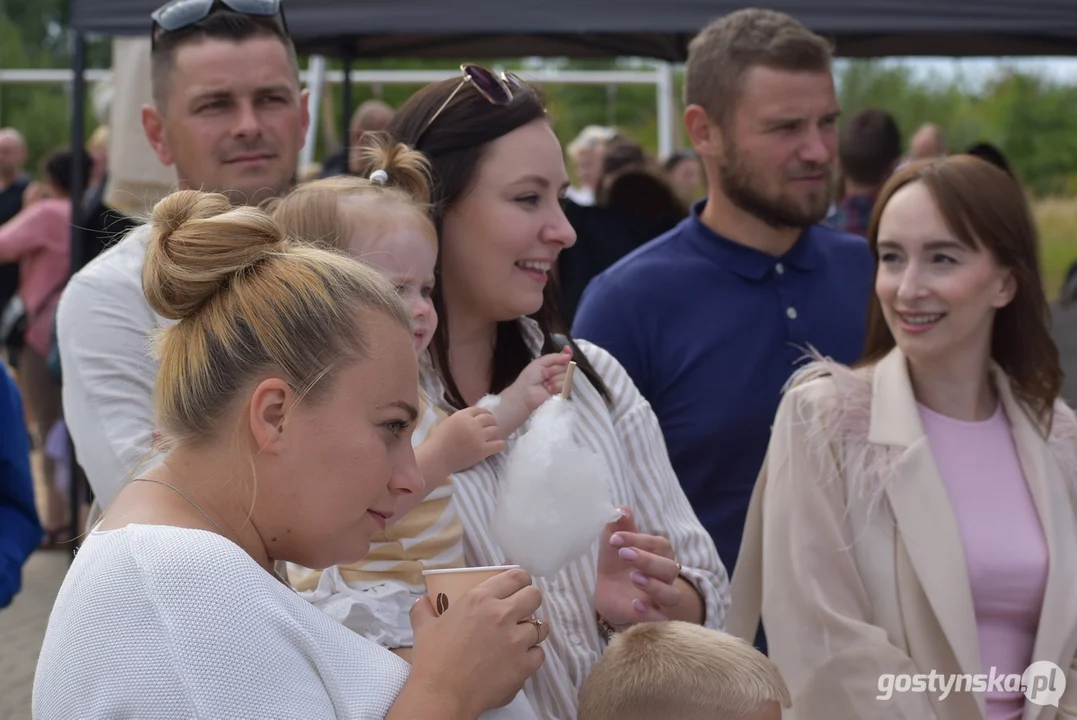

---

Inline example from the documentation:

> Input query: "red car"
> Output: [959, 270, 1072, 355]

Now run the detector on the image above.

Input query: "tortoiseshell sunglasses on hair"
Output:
[416, 64, 527, 144]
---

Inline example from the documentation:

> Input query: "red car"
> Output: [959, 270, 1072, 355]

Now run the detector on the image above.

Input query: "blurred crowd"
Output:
[5, 2, 1077, 719]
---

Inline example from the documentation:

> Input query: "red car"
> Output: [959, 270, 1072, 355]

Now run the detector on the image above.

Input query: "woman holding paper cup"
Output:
[33, 191, 550, 719]
[385, 66, 731, 720]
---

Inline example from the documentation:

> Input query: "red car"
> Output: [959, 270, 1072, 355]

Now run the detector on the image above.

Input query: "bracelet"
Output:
[596, 613, 620, 644]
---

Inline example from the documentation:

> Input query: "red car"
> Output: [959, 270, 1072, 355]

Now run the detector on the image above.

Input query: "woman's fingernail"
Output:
[617, 507, 629, 519]
[618, 547, 638, 561]
[631, 571, 648, 587]
[609, 534, 626, 547]
[633, 599, 648, 615]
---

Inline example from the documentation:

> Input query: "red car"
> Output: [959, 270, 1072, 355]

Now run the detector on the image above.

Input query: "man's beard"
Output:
[718, 146, 833, 230]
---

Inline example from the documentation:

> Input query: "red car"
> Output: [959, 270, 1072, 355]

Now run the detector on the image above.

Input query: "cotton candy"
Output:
[491, 395, 621, 578]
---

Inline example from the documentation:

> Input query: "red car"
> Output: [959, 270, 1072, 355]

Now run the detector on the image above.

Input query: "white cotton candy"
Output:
[476, 394, 501, 413]
[491, 395, 621, 578]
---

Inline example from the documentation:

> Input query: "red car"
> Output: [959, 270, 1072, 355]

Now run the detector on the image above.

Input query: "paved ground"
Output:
[0, 440, 74, 720]
[0, 551, 71, 720]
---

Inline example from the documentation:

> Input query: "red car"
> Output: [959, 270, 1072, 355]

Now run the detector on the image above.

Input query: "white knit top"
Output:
[33, 524, 410, 719]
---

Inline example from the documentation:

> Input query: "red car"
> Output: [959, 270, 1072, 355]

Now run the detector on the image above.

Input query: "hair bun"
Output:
[359, 133, 432, 206]
[143, 189, 286, 321]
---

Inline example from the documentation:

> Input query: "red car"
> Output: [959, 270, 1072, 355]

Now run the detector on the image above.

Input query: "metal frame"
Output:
[68, 31, 88, 559]
[0, 65, 681, 160]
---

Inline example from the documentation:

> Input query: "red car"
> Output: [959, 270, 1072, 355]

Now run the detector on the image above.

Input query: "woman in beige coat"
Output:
[729, 155, 1077, 720]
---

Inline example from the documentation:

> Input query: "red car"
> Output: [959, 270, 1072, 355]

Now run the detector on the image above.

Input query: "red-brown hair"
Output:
[862, 155, 1061, 426]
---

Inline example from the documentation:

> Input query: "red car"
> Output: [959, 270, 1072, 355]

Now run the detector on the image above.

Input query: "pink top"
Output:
[0, 198, 71, 357]
[919, 402, 1048, 720]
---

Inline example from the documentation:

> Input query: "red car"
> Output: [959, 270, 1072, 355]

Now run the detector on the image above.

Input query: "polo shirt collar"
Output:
[685, 199, 822, 280]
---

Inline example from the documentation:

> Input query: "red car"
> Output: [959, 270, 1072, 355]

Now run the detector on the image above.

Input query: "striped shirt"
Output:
[422, 318, 731, 720]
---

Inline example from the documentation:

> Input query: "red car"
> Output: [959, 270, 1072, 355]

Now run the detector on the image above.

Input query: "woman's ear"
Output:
[248, 378, 294, 454]
[993, 269, 1018, 309]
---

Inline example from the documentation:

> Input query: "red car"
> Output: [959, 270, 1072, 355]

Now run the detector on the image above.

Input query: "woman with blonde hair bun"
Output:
[33, 190, 550, 719]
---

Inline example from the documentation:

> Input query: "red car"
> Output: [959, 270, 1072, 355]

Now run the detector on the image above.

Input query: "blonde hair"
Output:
[578, 621, 791, 720]
[88, 125, 109, 154]
[568, 125, 616, 160]
[144, 189, 411, 447]
[268, 136, 435, 255]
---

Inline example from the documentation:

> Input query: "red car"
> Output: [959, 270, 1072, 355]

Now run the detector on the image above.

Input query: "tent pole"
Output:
[656, 62, 676, 159]
[301, 55, 327, 172]
[341, 51, 353, 171]
[68, 28, 88, 559]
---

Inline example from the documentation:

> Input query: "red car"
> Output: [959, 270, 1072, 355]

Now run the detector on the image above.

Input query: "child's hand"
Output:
[487, 346, 573, 438]
[427, 407, 506, 475]
[508, 346, 574, 415]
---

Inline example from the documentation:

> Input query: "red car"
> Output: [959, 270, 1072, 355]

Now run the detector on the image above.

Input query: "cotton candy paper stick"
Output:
[561, 361, 577, 399]
[491, 360, 620, 578]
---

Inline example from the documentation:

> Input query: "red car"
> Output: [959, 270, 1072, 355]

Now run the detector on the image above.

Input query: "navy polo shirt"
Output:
[572, 201, 874, 571]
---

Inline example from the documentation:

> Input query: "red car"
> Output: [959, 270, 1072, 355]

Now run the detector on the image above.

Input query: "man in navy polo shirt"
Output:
[573, 9, 874, 575]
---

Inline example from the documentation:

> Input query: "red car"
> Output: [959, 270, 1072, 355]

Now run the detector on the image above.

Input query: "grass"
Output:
[1034, 196, 1077, 301]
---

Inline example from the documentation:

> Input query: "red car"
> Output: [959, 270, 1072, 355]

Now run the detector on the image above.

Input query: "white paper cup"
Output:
[422, 565, 521, 616]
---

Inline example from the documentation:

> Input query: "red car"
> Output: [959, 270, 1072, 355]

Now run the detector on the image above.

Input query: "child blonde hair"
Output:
[578, 621, 791, 720]
[268, 137, 435, 254]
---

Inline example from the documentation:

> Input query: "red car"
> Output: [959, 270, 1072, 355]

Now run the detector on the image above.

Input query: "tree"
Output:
[835, 60, 1077, 196]
[0, 2, 109, 171]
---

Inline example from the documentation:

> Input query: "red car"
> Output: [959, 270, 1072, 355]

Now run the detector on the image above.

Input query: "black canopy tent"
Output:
[63, 0, 1077, 271]
[68, 0, 1077, 59]
[63, 0, 1077, 261]
[57, 0, 1077, 549]
[65, 0, 1077, 231]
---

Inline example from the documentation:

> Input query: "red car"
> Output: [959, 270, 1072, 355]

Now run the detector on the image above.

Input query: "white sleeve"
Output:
[57, 240, 164, 509]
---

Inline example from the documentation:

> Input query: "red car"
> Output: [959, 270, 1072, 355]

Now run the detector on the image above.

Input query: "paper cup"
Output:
[422, 565, 520, 616]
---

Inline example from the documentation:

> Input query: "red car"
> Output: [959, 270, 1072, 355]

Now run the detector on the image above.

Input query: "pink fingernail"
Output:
[631, 571, 647, 587]
[618, 547, 638, 561]
[609, 534, 626, 547]
[633, 599, 648, 615]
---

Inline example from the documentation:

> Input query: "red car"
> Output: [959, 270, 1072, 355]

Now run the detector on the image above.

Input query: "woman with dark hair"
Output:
[662, 149, 704, 206]
[0, 147, 90, 547]
[596, 166, 687, 225]
[965, 141, 1016, 180]
[730, 155, 1077, 719]
[384, 67, 730, 719]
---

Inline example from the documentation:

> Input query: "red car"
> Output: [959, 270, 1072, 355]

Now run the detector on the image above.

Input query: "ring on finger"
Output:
[529, 618, 544, 646]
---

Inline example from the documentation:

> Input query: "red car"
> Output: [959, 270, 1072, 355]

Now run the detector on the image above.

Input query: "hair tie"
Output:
[369, 169, 389, 185]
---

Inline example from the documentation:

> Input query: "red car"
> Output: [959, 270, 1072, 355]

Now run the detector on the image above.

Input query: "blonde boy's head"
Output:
[578, 621, 790, 720]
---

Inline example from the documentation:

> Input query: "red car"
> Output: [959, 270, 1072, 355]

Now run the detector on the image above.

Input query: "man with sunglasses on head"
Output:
[56, 0, 309, 522]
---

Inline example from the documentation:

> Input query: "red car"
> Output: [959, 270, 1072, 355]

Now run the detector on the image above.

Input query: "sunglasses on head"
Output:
[416, 64, 528, 145]
[151, 0, 288, 49]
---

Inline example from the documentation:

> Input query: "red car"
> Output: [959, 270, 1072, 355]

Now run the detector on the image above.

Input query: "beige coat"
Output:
[728, 347, 1077, 720]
